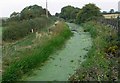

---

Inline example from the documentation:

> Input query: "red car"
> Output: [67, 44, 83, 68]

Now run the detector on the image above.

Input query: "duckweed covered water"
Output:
[23, 23, 92, 81]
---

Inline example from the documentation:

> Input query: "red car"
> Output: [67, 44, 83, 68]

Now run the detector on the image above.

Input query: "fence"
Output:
[97, 16, 120, 46]
[97, 17, 120, 32]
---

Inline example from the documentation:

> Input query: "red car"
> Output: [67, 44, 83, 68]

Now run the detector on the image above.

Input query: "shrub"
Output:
[2, 22, 72, 82]
[3, 17, 53, 41]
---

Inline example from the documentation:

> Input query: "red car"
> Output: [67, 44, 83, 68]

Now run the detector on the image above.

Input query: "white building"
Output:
[118, 1, 120, 12]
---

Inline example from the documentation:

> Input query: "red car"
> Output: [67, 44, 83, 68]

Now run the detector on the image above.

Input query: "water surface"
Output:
[23, 23, 92, 81]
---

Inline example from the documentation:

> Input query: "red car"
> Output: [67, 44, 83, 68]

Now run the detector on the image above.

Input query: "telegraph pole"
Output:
[45, 0, 48, 30]
[46, 0, 48, 18]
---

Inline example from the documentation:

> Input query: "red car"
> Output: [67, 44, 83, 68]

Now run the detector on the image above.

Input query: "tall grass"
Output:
[2, 22, 72, 82]
[70, 21, 118, 81]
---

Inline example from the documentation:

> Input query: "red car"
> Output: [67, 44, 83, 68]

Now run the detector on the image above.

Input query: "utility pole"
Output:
[46, 0, 48, 18]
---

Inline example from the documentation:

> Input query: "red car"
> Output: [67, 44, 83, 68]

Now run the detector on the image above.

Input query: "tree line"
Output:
[2, 5, 54, 41]
[9, 5, 51, 22]
[55, 3, 102, 24]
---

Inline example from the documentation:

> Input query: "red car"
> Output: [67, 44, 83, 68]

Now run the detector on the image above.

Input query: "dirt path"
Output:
[22, 23, 92, 81]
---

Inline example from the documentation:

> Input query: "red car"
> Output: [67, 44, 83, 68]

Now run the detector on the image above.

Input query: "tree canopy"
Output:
[9, 5, 51, 21]
[76, 3, 101, 24]
[3, 4, 53, 41]
[58, 3, 101, 23]
[109, 9, 114, 14]
[59, 5, 80, 22]
[21, 5, 47, 20]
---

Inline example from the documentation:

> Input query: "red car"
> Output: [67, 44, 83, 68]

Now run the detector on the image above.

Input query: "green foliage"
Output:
[109, 9, 114, 14]
[2, 22, 72, 82]
[55, 13, 60, 17]
[3, 16, 53, 41]
[8, 12, 21, 22]
[76, 3, 101, 24]
[59, 3, 101, 23]
[5, 4, 51, 23]
[3, 4, 54, 42]
[70, 21, 118, 81]
[20, 5, 51, 20]
[60, 5, 80, 22]
[82, 22, 97, 38]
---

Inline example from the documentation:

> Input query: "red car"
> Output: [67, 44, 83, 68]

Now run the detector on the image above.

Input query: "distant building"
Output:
[103, 14, 119, 19]
[118, 1, 120, 12]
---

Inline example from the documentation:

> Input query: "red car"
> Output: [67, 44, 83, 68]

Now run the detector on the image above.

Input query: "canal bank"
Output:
[22, 23, 92, 81]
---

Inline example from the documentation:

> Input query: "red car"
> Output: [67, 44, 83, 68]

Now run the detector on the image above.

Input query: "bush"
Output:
[76, 3, 101, 24]
[3, 16, 53, 41]
[82, 22, 97, 38]
[2, 22, 72, 82]
[69, 21, 118, 81]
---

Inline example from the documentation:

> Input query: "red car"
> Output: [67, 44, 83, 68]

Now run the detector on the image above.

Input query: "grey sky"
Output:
[0, 0, 119, 17]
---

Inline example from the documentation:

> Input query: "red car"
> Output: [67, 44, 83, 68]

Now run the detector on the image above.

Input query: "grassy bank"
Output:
[2, 22, 72, 82]
[69, 21, 119, 81]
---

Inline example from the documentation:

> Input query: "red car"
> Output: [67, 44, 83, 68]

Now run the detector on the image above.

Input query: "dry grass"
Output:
[2, 21, 72, 81]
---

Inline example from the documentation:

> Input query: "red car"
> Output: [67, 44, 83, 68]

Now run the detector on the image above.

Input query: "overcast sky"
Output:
[0, 0, 119, 17]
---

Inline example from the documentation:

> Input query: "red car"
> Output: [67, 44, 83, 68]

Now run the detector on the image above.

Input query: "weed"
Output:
[2, 22, 72, 82]
[69, 21, 118, 81]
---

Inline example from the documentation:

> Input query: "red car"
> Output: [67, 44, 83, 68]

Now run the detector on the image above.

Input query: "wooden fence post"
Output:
[117, 16, 120, 47]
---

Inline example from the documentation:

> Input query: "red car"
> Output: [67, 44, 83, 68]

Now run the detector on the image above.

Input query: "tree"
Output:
[76, 3, 101, 24]
[60, 5, 74, 20]
[20, 5, 51, 20]
[70, 7, 80, 19]
[59, 5, 80, 22]
[10, 12, 20, 17]
[109, 9, 114, 13]
[8, 12, 21, 22]
[55, 13, 60, 17]
[102, 11, 107, 14]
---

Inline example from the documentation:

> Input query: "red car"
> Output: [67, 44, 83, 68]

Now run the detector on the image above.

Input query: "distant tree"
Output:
[60, 5, 80, 22]
[20, 5, 51, 20]
[102, 11, 107, 14]
[109, 9, 114, 13]
[55, 13, 60, 17]
[70, 7, 80, 19]
[9, 12, 21, 21]
[10, 12, 20, 17]
[115, 11, 120, 14]
[76, 3, 101, 24]
[43, 8, 51, 16]
[2, 18, 7, 26]
[60, 5, 74, 20]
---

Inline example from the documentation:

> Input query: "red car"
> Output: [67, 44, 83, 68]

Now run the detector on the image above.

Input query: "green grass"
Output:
[15, 33, 35, 46]
[69, 21, 118, 81]
[0, 27, 2, 38]
[2, 22, 72, 82]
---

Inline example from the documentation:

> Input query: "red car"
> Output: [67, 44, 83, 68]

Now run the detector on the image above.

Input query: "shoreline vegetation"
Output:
[2, 3, 119, 82]
[69, 21, 119, 81]
[2, 21, 72, 82]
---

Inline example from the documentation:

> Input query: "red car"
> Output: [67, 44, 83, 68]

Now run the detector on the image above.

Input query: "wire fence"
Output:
[97, 16, 120, 47]
[97, 17, 120, 32]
